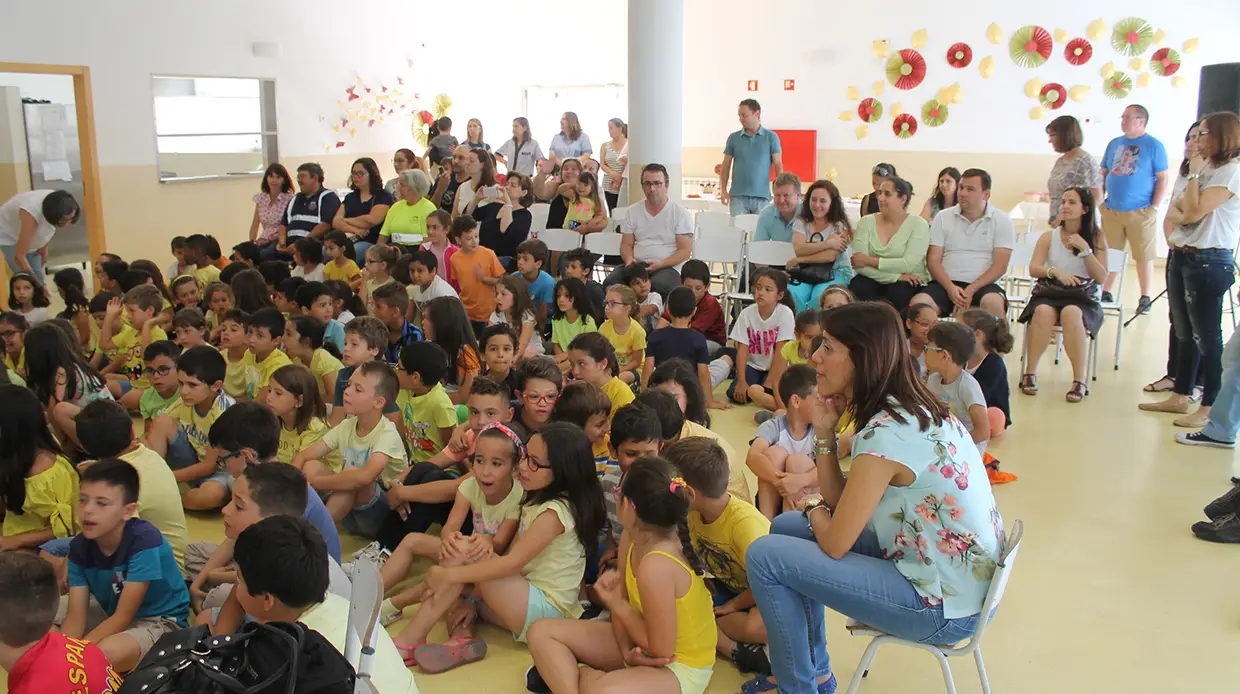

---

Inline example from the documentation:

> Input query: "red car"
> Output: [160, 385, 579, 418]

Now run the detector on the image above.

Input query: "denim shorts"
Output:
[117, 379, 134, 395]
[342, 482, 390, 539]
[516, 583, 566, 643]
[167, 425, 232, 494]
[40, 537, 72, 557]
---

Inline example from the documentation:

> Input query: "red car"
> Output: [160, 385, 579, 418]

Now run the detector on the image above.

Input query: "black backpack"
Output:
[117, 622, 355, 694]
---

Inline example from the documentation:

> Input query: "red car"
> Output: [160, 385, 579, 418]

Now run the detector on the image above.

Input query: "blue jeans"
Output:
[0, 245, 45, 283]
[352, 240, 375, 261]
[1204, 330, 1240, 442]
[730, 195, 770, 216]
[1167, 249, 1235, 405]
[166, 426, 233, 493]
[747, 513, 979, 694]
[727, 363, 768, 403]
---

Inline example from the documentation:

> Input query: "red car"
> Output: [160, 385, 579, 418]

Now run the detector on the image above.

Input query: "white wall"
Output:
[683, 0, 1240, 155]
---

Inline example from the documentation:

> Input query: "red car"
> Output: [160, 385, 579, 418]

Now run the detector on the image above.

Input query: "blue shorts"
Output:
[517, 583, 566, 643]
[342, 482, 390, 539]
[117, 380, 134, 395]
[40, 537, 72, 557]
[166, 425, 233, 495]
[710, 581, 740, 609]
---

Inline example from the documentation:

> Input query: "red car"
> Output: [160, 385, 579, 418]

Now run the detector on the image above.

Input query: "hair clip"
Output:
[669, 476, 687, 493]
[481, 422, 527, 461]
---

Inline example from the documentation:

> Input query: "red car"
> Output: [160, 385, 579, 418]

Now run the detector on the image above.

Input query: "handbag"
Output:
[787, 229, 836, 285]
[1030, 276, 1098, 302]
[118, 622, 355, 694]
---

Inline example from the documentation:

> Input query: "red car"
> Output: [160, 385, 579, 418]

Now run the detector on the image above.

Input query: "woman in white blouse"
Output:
[787, 179, 854, 311]
[1141, 112, 1240, 428]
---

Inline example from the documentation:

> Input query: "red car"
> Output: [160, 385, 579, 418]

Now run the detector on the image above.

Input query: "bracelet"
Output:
[815, 437, 838, 457]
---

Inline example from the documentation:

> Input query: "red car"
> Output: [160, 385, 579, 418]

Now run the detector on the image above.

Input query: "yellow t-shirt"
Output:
[624, 545, 717, 669]
[379, 197, 439, 246]
[687, 494, 771, 595]
[592, 438, 611, 476]
[323, 259, 362, 284]
[205, 310, 221, 334]
[518, 499, 585, 619]
[365, 276, 396, 299]
[780, 340, 811, 367]
[322, 416, 408, 485]
[3, 348, 25, 374]
[193, 264, 221, 291]
[222, 349, 249, 400]
[598, 319, 647, 372]
[165, 391, 236, 460]
[300, 593, 418, 694]
[1, 455, 78, 539]
[113, 324, 169, 388]
[600, 377, 635, 419]
[119, 445, 189, 573]
[457, 477, 523, 536]
[395, 384, 458, 463]
[243, 349, 293, 399]
[307, 349, 343, 401]
[278, 417, 341, 472]
[680, 420, 753, 503]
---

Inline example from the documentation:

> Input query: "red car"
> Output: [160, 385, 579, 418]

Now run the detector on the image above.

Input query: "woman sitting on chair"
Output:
[847, 176, 932, 311]
[1017, 187, 1108, 403]
[744, 303, 1003, 693]
[787, 179, 854, 311]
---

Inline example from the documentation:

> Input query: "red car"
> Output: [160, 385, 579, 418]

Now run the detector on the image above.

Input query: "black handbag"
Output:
[787, 229, 836, 285]
[1030, 276, 1098, 302]
[118, 622, 355, 694]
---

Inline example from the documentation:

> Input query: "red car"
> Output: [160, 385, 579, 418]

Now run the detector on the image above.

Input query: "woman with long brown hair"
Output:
[248, 163, 293, 250]
[548, 111, 592, 168]
[745, 302, 1003, 693]
[787, 179, 854, 311]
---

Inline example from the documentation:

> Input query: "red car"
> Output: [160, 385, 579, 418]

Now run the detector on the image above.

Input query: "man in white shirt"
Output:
[607, 163, 694, 298]
[913, 168, 1015, 318]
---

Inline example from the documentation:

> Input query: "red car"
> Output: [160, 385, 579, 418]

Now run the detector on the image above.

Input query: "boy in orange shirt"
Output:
[448, 216, 504, 335]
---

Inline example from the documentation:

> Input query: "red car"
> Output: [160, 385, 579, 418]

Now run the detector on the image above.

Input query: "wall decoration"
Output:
[912, 29, 929, 49]
[1136, 72, 1151, 88]
[1154, 28, 1167, 46]
[947, 43, 973, 68]
[1182, 38, 1199, 53]
[784, 79, 796, 91]
[1101, 61, 1116, 79]
[979, 56, 996, 78]
[891, 102, 904, 117]
[1054, 28, 1070, 43]
[1171, 76, 1188, 88]
[1010, 26, 1053, 68]
[1087, 19, 1106, 41]
[1030, 106, 1047, 120]
[847, 86, 859, 101]
[1065, 38, 1093, 65]
[892, 113, 918, 138]
[1103, 71, 1133, 99]
[987, 23, 1003, 45]
[872, 40, 889, 58]
[747, 80, 759, 91]
[1112, 18, 1154, 56]
[873, 81, 886, 96]
[1128, 58, 1145, 71]
[1039, 83, 1067, 109]
[857, 98, 883, 122]
[856, 125, 870, 140]
[839, 110, 854, 121]
[922, 100, 949, 127]
[1024, 78, 1043, 99]
[1069, 85, 1091, 102]
[1150, 48, 1181, 76]
[886, 50, 927, 89]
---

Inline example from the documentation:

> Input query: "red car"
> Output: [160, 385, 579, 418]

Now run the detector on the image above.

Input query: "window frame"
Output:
[151, 74, 279, 183]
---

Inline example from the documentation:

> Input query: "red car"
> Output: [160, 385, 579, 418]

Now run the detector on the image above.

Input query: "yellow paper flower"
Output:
[891, 102, 904, 117]
[1182, 38, 1199, 53]
[1054, 28, 1069, 43]
[987, 23, 1003, 44]
[825, 168, 838, 181]
[1069, 85, 1091, 102]
[855, 125, 870, 140]
[1129, 58, 1145, 71]
[1025, 78, 1043, 99]
[937, 87, 953, 105]
[1101, 61, 1116, 79]
[873, 80, 886, 96]
[1137, 72, 1151, 88]
[1030, 106, 1047, 120]
[872, 40, 889, 58]
[912, 29, 928, 49]
[839, 110, 854, 121]
[979, 56, 996, 78]
[950, 83, 963, 104]
[1171, 76, 1188, 89]
[847, 86, 859, 101]
[1154, 28, 1167, 46]
[1087, 19, 1106, 41]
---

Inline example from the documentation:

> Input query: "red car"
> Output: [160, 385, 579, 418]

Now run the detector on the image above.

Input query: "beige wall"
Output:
[158, 152, 267, 180]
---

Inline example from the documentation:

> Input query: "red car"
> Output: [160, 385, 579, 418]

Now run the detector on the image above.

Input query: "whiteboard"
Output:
[522, 85, 627, 150]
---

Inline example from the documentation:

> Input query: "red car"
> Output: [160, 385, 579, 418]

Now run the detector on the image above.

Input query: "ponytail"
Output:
[958, 308, 1014, 355]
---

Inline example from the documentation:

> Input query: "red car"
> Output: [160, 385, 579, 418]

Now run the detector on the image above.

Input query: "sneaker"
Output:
[1204, 484, 1240, 520]
[1175, 432, 1236, 450]
[380, 598, 403, 627]
[754, 410, 775, 425]
[1101, 290, 1114, 303]
[525, 665, 551, 694]
[1192, 512, 1240, 543]
[579, 601, 605, 621]
[351, 541, 389, 566]
[732, 642, 772, 675]
[1137, 295, 1153, 315]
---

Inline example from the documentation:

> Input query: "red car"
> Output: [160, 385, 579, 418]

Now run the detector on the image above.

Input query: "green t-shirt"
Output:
[395, 383, 458, 463]
[140, 387, 181, 420]
[551, 314, 598, 352]
[379, 198, 438, 246]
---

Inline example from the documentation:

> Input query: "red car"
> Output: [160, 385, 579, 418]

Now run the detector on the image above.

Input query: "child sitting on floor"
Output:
[172, 308, 209, 350]
[0, 385, 79, 552]
[394, 342, 459, 463]
[645, 286, 732, 408]
[551, 380, 613, 473]
[216, 309, 250, 401]
[568, 332, 634, 418]
[599, 284, 646, 386]
[283, 315, 342, 402]
[958, 308, 1017, 484]
[748, 308, 819, 416]
[551, 278, 598, 370]
[746, 365, 820, 519]
[100, 285, 168, 411]
[479, 324, 520, 394]
[925, 322, 991, 455]
[266, 364, 334, 467]
[295, 281, 347, 352]
[624, 262, 664, 334]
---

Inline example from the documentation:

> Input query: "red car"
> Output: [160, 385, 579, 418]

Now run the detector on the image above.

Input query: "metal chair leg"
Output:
[974, 646, 992, 694]
[844, 638, 884, 694]
[933, 650, 957, 694]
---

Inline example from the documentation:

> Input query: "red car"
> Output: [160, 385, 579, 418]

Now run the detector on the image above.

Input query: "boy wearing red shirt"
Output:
[0, 553, 119, 693]
[662, 259, 727, 347]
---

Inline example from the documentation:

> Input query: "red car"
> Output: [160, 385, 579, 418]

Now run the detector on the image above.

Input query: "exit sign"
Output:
[784, 79, 795, 91]
[747, 80, 758, 91]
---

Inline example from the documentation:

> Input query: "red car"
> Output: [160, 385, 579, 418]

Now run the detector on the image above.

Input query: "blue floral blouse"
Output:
[853, 404, 1003, 619]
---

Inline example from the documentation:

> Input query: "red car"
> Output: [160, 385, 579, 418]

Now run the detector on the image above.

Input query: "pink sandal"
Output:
[394, 642, 425, 667]
[413, 636, 488, 674]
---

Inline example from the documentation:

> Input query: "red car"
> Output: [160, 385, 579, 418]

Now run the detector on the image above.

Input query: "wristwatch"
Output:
[801, 494, 830, 521]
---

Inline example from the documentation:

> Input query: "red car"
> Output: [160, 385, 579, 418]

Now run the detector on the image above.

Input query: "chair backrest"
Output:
[693, 226, 746, 264]
[534, 228, 584, 252]
[695, 210, 732, 235]
[733, 213, 760, 233]
[584, 232, 622, 256]
[746, 240, 796, 266]
[1006, 237, 1040, 273]
[1105, 248, 1129, 301]
[528, 202, 551, 232]
[948, 519, 1023, 655]
[345, 560, 383, 679]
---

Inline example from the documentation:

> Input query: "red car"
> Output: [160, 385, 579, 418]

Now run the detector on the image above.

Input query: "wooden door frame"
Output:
[0, 62, 105, 298]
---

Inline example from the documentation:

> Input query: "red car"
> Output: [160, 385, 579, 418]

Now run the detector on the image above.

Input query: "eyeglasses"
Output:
[351, 170, 367, 177]
[142, 365, 175, 378]
[525, 455, 549, 472]
[0, 330, 18, 340]
[924, 344, 946, 353]
[913, 320, 936, 329]
[640, 180, 666, 188]
[604, 300, 628, 309]
[217, 449, 252, 468]
[524, 392, 558, 405]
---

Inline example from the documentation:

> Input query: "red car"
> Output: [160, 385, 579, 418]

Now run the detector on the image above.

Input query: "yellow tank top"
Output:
[624, 544, 717, 669]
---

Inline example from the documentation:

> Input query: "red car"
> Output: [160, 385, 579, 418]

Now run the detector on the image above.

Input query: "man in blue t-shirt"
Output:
[63, 460, 190, 672]
[1100, 103, 1169, 313]
[720, 99, 784, 215]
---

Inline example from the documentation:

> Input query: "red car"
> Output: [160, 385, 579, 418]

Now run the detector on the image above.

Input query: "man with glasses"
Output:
[1100, 103, 1168, 312]
[267, 162, 340, 261]
[609, 163, 695, 298]
[719, 99, 784, 215]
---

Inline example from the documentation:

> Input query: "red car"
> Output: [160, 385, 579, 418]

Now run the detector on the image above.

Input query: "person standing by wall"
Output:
[719, 99, 783, 215]
[599, 118, 628, 212]
[0, 189, 79, 285]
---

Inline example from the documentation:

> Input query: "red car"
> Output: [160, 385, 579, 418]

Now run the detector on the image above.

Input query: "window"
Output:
[522, 85, 626, 149]
[152, 76, 278, 182]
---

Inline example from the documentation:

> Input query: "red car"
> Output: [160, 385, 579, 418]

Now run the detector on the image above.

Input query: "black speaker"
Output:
[1198, 63, 1240, 117]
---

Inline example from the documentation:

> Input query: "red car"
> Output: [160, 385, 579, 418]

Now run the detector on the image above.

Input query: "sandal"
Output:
[1144, 376, 1176, 393]
[413, 636, 488, 674]
[1066, 381, 1088, 403]
[1019, 374, 1038, 395]
[740, 676, 780, 694]
[394, 642, 425, 667]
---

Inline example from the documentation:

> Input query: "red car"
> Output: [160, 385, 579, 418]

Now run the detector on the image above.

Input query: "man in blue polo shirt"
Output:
[753, 172, 802, 243]
[720, 99, 783, 215]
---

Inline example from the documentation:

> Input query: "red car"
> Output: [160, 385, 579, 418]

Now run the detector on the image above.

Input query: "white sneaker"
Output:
[380, 598, 403, 626]
[351, 541, 388, 566]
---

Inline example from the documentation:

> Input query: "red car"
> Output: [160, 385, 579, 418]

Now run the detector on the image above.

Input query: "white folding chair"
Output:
[693, 226, 747, 316]
[528, 202, 551, 233]
[1002, 234, 1042, 321]
[695, 211, 733, 236]
[609, 204, 630, 234]
[533, 228, 584, 253]
[733, 213, 760, 234]
[845, 520, 1024, 694]
[727, 241, 797, 309]
[585, 232, 624, 281]
[1020, 317, 1098, 383]
[1101, 248, 1128, 370]
[345, 561, 383, 693]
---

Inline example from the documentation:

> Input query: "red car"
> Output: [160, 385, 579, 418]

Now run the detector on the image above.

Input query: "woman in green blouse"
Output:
[847, 176, 931, 311]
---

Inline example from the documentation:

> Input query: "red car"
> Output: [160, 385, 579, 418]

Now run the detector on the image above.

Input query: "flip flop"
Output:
[740, 675, 779, 694]
[394, 642, 424, 667]
[1144, 376, 1176, 393]
[414, 636, 488, 674]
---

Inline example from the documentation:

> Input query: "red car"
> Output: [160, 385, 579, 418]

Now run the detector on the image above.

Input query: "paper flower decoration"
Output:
[1104, 71, 1134, 99]
[922, 100, 949, 127]
[873, 40, 889, 58]
[979, 56, 996, 78]
[1151, 48, 1181, 76]
[1183, 38, 1199, 53]
[418, 110, 434, 125]
[856, 125, 870, 140]
[947, 43, 973, 68]
[987, 23, 1003, 44]
[1054, 28, 1069, 43]
[1030, 106, 1047, 120]
[1101, 61, 1116, 79]
[1129, 58, 1145, 71]
[1137, 72, 1151, 88]
[948, 83, 963, 103]
[433, 93, 453, 114]
[891, 102, 904, 117]
[886, 49, 927, 90]
[912, 29, 928, 49]
[1039, 83, 1067, 109]
[1024, 78, 1043, 99]
[824, 168, 838, 181]
[1112, 18, 1154, 56]
[1154, 28, 1167, 46]
[857, 98, 883, 123]
[873, 80, 886, 96]
[1069, 85, 1091, 102]
[1010, 26, 1053, 68]
[1171, 76, 1188, 89]
[1087, 19, 1107, 41]
[839, 110, 854, 122]
[892, 114, 918, 139]
[1065, 38, 1092, 65]
[847, 86, 859, 101]
[937, 86, 954, 105]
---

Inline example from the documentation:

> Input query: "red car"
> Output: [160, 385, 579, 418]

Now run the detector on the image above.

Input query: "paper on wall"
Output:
[42, 160, 72, 181]
[45, 131, 67, 160]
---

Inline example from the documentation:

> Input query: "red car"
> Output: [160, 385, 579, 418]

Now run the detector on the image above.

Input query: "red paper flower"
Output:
[1064, 38, 1092, 66]
[892, 114, 918, 139]
[1151, 48, 1181, 76]
[947, 43, 973, 68]
[857, 98, 884, 123]
[418, 110, 434, 125]
[886, 49, 927, 90]
[1039, 83, 1067, 109]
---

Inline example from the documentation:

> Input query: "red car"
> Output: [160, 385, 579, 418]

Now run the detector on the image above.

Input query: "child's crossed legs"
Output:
[756, 445, 817, 518]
